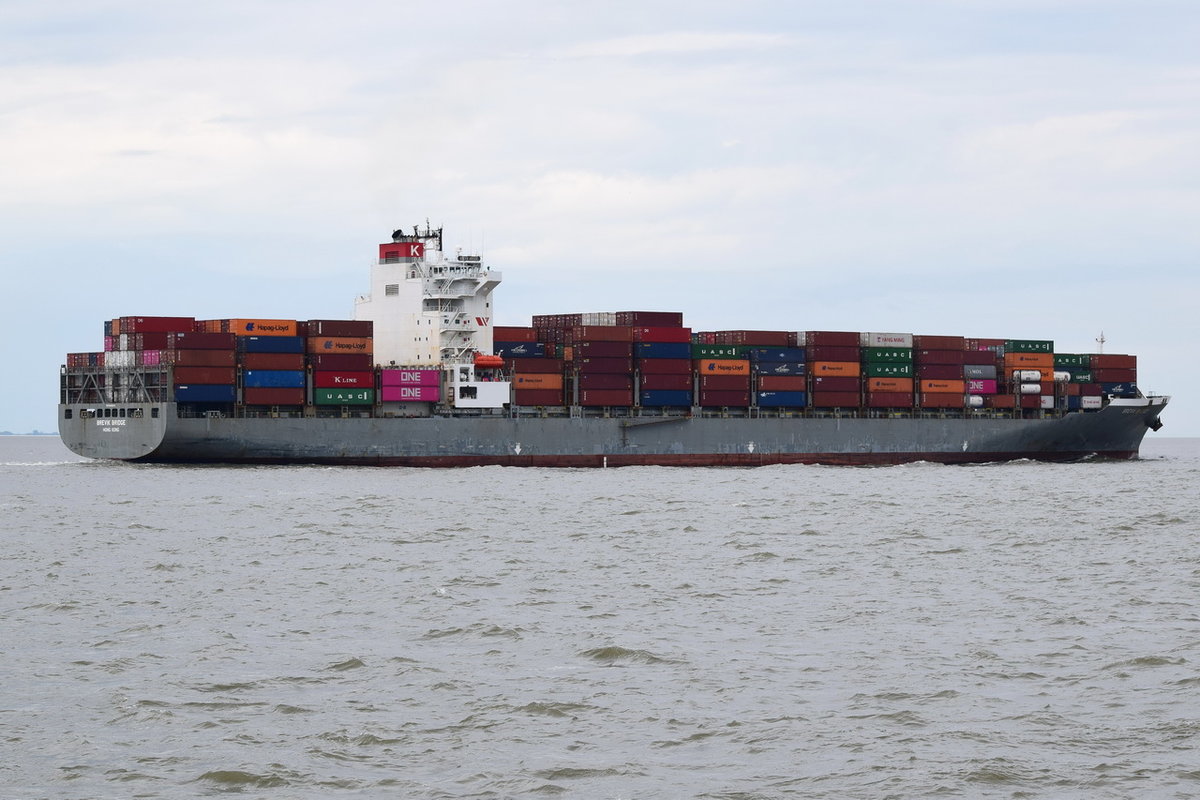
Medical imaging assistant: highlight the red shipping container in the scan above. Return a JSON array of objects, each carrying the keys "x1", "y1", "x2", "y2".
[
  {"x1": 244, "y1": 387, "x2": 306, "y2": 405},
  {"x1": 1090, "y1": 354, "x2": 1136, "y2": 369},
  {"x1": 866, "y1": 392, "x2": 914, "y2": 408},
  {"x1": 913, "y1": 335, "x2": 965, "y2": 350},
  {"x1": 507, "y1": 357, "x2": 564, "y2": 374},
  {"x1": 308, "y1": 353, "x2": 373, "y2": 370},
  {"x1": 1020, "y1": 395, "x2": 1043, "y2": 409},
  {"x1": 578, "y1": 373, "x2": 634, "y2": 390},
  {"x1": 757, "y1": 375, "x2": 807, "y2": 392},
  {"x1": 1091, "y1": 368, "x2": 1138, "y2": 382},
  {"x1": 573, "y1": 341, "x2": 634, "y2": 358},
  {"x1": 699, "y1": 374, "x2": 751, "y2": 390},
  {"x1": 314, "y1": 370, "x2": 374, "y2": 388},
  {"x1": 493, "y1": 326, "x2": 538, "y2": 342},
  {"x1": 986, "y1": 395, "x2": 1017, "y2": 409},
  {"x1": 1078, "y1": 383, "x2": 1103, "y2": 396},
  {"x1": 805, "y1": 331, "x2": 860, "y2": 347},
  {"x1": 131, "y1": 332, "x2": 171, "y2": 350},
  {"x1": 810, "y1": 375, "x2": 860, "y2": 392},
  {"x1": 714, "y1": 330, "x2": 790, "y2": 347},
  {"x1": 240, "y1": 352, "x2": 305, "y2": 370},
  {"x1": 574, "y1": 357, "x2": 634, "y2": 373},
  {"x1": 120, "y1": 316, "x2": 196, "y2": 334},
  {"x1": 615, "y1": 311, "x2": 684, "y2": 327},
  {"x1": 639, "y1": 373, "x2": 692, "y2": 391},
  {"x1": 917, "y1": 364, "x2": 964, "y2": 380},
  {"x1": 172, "y1": 367, "x2": 236, "y2": 385},
  {"x1": 809, "y1": 391, "x2": 861, "y2": 407},
  {"x1": 304, "y1": 319, "x2": 373, "y2": 338},
  {"x1": 165, "y1": 349, "x2": 236, "y2": 367},
  {"x1": 514, "y1": 389, "x2": 565, "y2": 405},
  {"x1": 637, "y1": 358, "x2": 692, "y2": 375},
  {"x1": 569, "y1": 325, "x2": 634, "y2": 343},
  {"x1": 919, "y1": 392, "x2": 965, "y2": 408},
  {"x1": 806, "y1": 345, "x2": 860, "y2": 361},
  {"x1": 632, "y1": 326, "x2": 692, "y2": 342},
  {"x1": 579, "y1": 389, "x2": 634, "y2": 406},
  {"x1": 916, "y1": 349, "x2": 965, "y2": 365},
  {"x1": 698, "y1": 390, "x2": 751, "y2": 406}
]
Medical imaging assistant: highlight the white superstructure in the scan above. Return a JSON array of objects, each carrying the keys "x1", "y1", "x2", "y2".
[{"x1": 355, "y1": 225, "x2": 501, "y2": 368}]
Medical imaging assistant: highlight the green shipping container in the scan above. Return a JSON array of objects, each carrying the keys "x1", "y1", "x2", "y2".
[
  {"x1": 1068, "y1": 369, "x2": 1094, "y2": 383},
  {"x1": 691, "y1": 344, "x2": 744, "y2": 359},
  {"x1": 1054, "y1": 353, "x2": 1090, "y2": 367},
  {"x1": 314, "y1": 388, "x2": 375, "y2": 405},
  {"x1": 862, "y1": 347, "x2": 913, "y2": 364},
  {"x1": 1006, "y1": 339, "x2": 1054, "y2": 354},
  {"x1": 864, "y1": 363, "x2": 914, "y2": 378}
]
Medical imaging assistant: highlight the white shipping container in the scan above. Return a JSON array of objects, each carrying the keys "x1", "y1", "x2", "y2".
[
  {"x1": 1053, "y1": 371, "x2": 1072, "y2": 382},
  {"x1": 1014, "y1": 369, "x2": 1042, "y2": 382},
  {"x1": 1019, "y1": 383, "x2": 1041, "y2": 395},
  {"x1": 1040, "y1": 395, "x2": 1055, "y2": 410},
  {"x1": 582, "y1": 312, "x2": 616, "y2": 326},
  {"x1": 967, "y1": 395, "x2": 984, "y2": 408},
  {"x1": 1081, "y1": 396, "x2": 1103, "y2": 409},
  {"x1": 861, "y1": 331, "x2": 914, "y2": 348}
]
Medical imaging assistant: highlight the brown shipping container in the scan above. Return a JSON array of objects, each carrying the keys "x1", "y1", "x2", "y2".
[
  {"x1": 579, "y1": 389, "x2": 634, "y2": 406},
  {"x1": 1020, "y1": 395, "x2": 1043, "y2": 409},
  {"x1": 569, "y1": 325, "x2": 634, "y2": 343},
  {"x1": 986, "y1": 395, "x2": 1017, "y2": 409},
  {"x1": 1092, "y1": 368, "x2": 1138, "y2": 382},
  {"x1": 513, "y1": 373, "x2": 564, "y2": 390},
  {"x1": 639, "y1": 373, "x2": 693, "y2": 391},
  {"x1": 1090, "y1": 354, "x2": 1136, "y2": 369},
  {"x1": 758, "y1": 375, "x2": 807, "y2": 392},
  {"x1": 810, "y1": 375, "x2": 861, "y2": 392},
  {"x1": 1079, "y1": 383, "x2": 1103, "y2": 396},
  {"x1": 919, "y1": 392, "x2": 965, "y2": 408},
  {"x1": 244, "y1": 387, "x2": 306, "y2": 405},
  {"x1": 638, "y1": 358, "x2": 692, "y2": 375},
  {"x1": 507, "y1": 357, "x2": 564, "y2": 374},
  {"x1": 615, "y1": 311, "x2": 684, "y2": 327},
  {"x1": 920, "y1": 379, "x2": 967, "y2": 393},
  {"x1": 578, "y1": 373, "x2": 634, "y2": 390},
  {"x1": 306, "y1": 336, "x2": 373, "y2": 355},
  {"x1": 304, "y1": 319, "x2": 373, "y2": 338},
  {"x1": 916, "y1": 349, "x2": 965, "y2": 365},
  {"x1": 714, "y1": 330, "x2": 791, "y2": 347},
  {"x1": 913, "y1": 335, "x2": 965, "y2": 350},
  {"x1": 573, "y1": 341, "x2": 634, "y2": 358},
  {"x1": 866, "y1": 392, "x2": 914, "y2": 408},
  {"x1": 694, "y1": 359, "x2": 751, "y2": 376},
  {"x1": 120, "y1": 316, "x2": 196, "y2": 334},
  {"x1": 172, "y1": 367, "x2": 236, "y2": 385},
  {"x1": 699, "y1": 374, "x2": 751, "y2": 390},
  {"x1": 968, "y1": 338, "x2": 1006, "y2": 352},
  {"x1": 309, "y1": 353, "x2": 373, "y2": 370},
  {"x1": 867, "y1": 377, "x2": 914, "y2": 393},
  {"x1": 805, "y1": 331, "x2": 861, "y2": 347},
  {"x1": 809, "y1": 391, "x2": 861, "y2": 407},
  {"x1": 514, "y1": 389, "x2": 565, "y2": 405},
  {"x1": 809, "y1": 361, "x2": 861, "y2": 377},
  {"x1": 240, "y1": 352, "x2": 305, "y2": 370},
  {"x1": 632, "y1": 326, "x2": 692, "y2": 342},
  {"x1": 165, "y1": 349, "x2": 237, "y2": 367},
  {"x1": 168, "y1": 331, "x2": 237, "y2": 350},
  {"x1": 698, "y1": 390, "x2": 751, "y2": 407},
  {"x1": 806, "y1": 345, "x2": 860, "y2": 362},
  {"x1": 574, "y1": 357, "x2": 634, "y2": 373},
  {"x1": 493, "y1": 326, "x2": 538, "y2": 342}
]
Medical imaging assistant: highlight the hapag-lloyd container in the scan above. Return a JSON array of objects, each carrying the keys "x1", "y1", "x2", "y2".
[
  {"x1": 695, "y1": 359, "x2": 751, "y2": 376},
  {"x1": 226, "y1": 319, "x2": 299, "y2": 337},
  {"x1": 381, "y1": 368, "x2": 441, "y2": 387},
  {"x1": 307, "y1": 337, "x2": 373, "y2": 354},
  {"x1": 380, "y1": 385, "x2": 440, "y2": 402}
]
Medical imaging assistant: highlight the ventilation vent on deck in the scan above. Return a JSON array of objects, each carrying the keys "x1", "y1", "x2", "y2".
[{"x1": 385, "y1": 284, "x2": 399, "y2": 296}]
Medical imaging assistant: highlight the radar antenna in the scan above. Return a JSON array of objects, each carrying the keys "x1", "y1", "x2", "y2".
[{"x1": 1095, "y1": 331, "x2": 1106, "y2": 354}]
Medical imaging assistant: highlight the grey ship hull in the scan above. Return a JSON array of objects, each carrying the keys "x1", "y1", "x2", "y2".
[{"x1": 59, "y1": 397, "x2": 1169, "y2": 466}]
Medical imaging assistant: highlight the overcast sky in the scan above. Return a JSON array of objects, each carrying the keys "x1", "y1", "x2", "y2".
[{"x1": 3, "y1": 0, "x2": 1196, "y2": 436}]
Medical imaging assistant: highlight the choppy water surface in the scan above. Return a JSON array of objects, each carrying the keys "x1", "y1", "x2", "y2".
[{"x1": 2, "y1": 436, "x2": 1199, "y2": 799}]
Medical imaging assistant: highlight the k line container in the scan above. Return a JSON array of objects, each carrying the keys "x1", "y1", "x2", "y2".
[
  {"x1": 314, "y1": 370, "x2": 374, "y2": 389},
  {"x1": 380, "y1": 385, "x2": 440, "y2": 402}
]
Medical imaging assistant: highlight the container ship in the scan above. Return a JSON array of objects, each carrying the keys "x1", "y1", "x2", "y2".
[{"x1": 58, "y1": 225, "x2": 1169, "y2": 466}]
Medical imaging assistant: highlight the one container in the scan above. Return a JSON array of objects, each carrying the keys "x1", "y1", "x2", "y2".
[
  {"x1": 380, "y1": 385, "x2": 440, "y2": 402},
  {"x1": 381, "y1": 368, "x2": 441, "y2": 386},
  {"x1": 967, "y1": 379, "x2": 998, "y2": 394}
]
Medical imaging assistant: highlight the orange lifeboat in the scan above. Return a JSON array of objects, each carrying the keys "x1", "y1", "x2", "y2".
[{"x1": 473, "y1": 353, "x2": 506, "y2": 368}]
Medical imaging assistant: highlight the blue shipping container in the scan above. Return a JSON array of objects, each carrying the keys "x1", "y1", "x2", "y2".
[
  {"x1": 752, "y1": 361, "x2": 806, "y2": 376},
  {"x1": 635, "y1": 342, "x2": 692, "y2": 359},
  {"x1": 239, "y1": 335, "x2": 305, "y2": 354},
  {"x1": 756, "y1": 391, "x2": 808, "y2": 407},
  {"x1": 639, "y1": 390, "x2": 693, "y2": 406},
  {"x1": 747, "y1": 347, "x2": 806, "y2": 363},
  {"x1": 494, "y1": 341, "x2": 545, "y2": 358},
  {"x1": 244, "y1": 369, "x2": 306, "y2": 388},
  {"x1": 174, "y1": 384, "x2": 236, "y2": 403},
  {"x1": 1099, "y1": 382, "x2": 1139, "y2": 397}
]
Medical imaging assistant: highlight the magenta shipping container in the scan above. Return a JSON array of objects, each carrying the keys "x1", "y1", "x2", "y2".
[
  {"x1": 968, "y1": 379, "x2": 998, "y2": 394},
  {"x1": 381, "y1": 385, "x2": 441, "y2": 402},
  {"x1": 381, "y1": 368, "x2": 441, "y2": 387}
]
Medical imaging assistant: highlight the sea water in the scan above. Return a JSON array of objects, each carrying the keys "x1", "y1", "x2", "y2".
[{"x1": 2, "y1": 436, "x2": 1198, "y2": 799}]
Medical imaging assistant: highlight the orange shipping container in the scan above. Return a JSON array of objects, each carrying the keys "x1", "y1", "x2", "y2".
[
  {"x1": 225, "y1": 318, "x2": 299, "y2": 337},
  {"x1": 809, "y1": 361, "x2": 861, "y2": 377},
  {"x1": 1002, "y1": 352, "x2": 1053, "y2": 369},
  {"x1": 695, "y1": 359, "x2": 751, "y2": 376},
  {"x1": 919, "y1": 379, "x2": 966, "y2": 393},
  {"x1": 866, "y1": 377, "x2": 913, "y2": 393},
  {"x1": 306, "y1": 337, "x2": 373, "y2": 355},
  {"x1": 513, "y1": 373, "x2": 564, "y2": 390}
]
